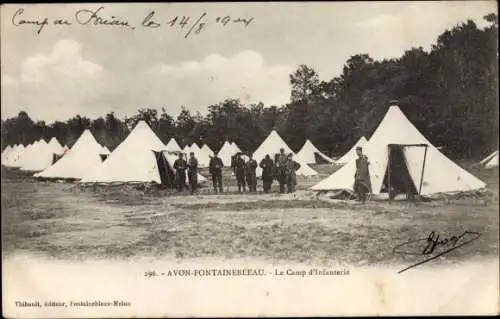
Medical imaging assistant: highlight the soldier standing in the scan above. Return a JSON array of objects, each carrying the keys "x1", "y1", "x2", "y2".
[
  {"x1": 259, "y1": 154, "x2": 274, "y2": 193},
  {"x1": 187, "y1": 152, "x2": 198, "y2": 194},
  {"x1": 232, "y1": 153, "x2": 246, "y2": 192},
  {"x1": 285, "y1": 153, "x2": 301, "y2": 193},
  {"x1": 354, "y1": 147, "x2": 371, "y2": 203},
  {"x1": 209, "y1": 154, "x2": 224, "y2": 193},
  {"x1": 173, "y1": 153, "x2": 188, "y2": 192},
  {"x1": 275, "y1": 148, "x2": 288, "y2": 194},
  {"x1": 245, "y1": 154, "x2": 258, "y2": 192}
]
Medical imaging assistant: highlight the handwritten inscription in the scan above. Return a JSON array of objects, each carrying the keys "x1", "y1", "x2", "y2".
[
  {"x1": 75, "y1": 7, "x2": 134, "y2": 29},
  {"x1": 10, "y1": 7, "x2": 255, "y2": 37},
  {"x1": 12, "y1": 8, "x2": 50, "y2": 35},
  {"x1": 393, "y1": 230, "x2": 481, "y2": 274}
]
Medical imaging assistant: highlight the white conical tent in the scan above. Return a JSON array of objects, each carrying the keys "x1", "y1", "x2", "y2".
[
  {"x1": 3, "y1": 144, "x2": 24, "y2": 167},
  {"x1": 190, "y1": 143, "x2": 202, "y2": 156},
  {"x1": 230, "y1": 142, "x2": 241, "y2": 154},
  {"x1": 253, "y1": 130, "x2": 318, "y2": 177},
  {"x1": 48, "y1": 137, "x2": 64, "y2": 155},
  {"x1": 198, "y1": 144, "x2": 214, "y2": 167},
  {"x1": 1, "y1": 145, "x2": 12, "y2": 163},
  {"x1": 482, "y1": 150, "x2": 498, "y2": 169},
  {"x1": 182, "y1": 144, "x2": 191, "y2": 155},
  {"x1": 166, "y1": 138, "x2": 182, "y2": 152},
  {"x1": 2, "y1": 145, "x2": 13, "y2": 166},
  {"x1": 217, "y1": 141, "x2": 235, "y2": 167},
  {"x1": 201, "y1": 144, "x2": 214, "y2": 157},
  {"x1": 21, "y1": 140, "x2": 54, "y2": 171},
  {"x1": 13, "y1": 142, "x2": 36, "y2": 168},
  {"x1": 81, "y1": 121, "x2": 205, "y2": 184},
  {"x1": 296, "y1": 140, "x2": 334, "y2": 164},
  {"x1": 81, "y1": 121, "x2": 167, "y2": 183},
  {"x1": 335, "y1": 136, "x2": 368, "y2": 164},
  {"x1": 4, "y1": 145, "x2": 20, "y2": 166},
  {"x1": 7, "y1": 144, "x2": 26, "y2": 167},
  {"x1": 3, "y1": 145, "x2": 15, "y2": 166},
  {"x1": 35, "y1": 130, "x2": 109, "y2": 179},
  {"x1": 312, "y1": 105, "x2": 486, "y2": 195},
  {"x1": 21, "y1": 138, "x2": 63, "y2": 171}
]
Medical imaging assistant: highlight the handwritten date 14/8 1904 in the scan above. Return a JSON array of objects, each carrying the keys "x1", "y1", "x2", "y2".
[
  {"x1": 393, "y1": 230, "x2": 481, "y2": 274},
  {"x1": 11, "y1": 6, "x2": 254, "y2": 37}
]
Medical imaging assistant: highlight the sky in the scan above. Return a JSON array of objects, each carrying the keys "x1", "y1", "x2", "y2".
[{"x1": 1, "y1": 2, "x2": 496, "y2": 123}]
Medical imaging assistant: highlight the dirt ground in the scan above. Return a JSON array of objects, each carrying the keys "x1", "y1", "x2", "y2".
[{"x1": 1, "y1": 162, "x2": 498, "y2": 269}]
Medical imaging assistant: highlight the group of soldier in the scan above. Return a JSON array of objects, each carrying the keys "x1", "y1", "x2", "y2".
[
  {"x1": 169, "y1": 145, "x2": 381, "y2": 203},
  {"x1": 172, "y1": 148, "x2": 301, "y2": 194},
  {"x1": 227, "y1": 148, "x2": 301, "y2": 194},
  {"x1": 172, "y1": 152, "x2": 200, "y2": 194}
]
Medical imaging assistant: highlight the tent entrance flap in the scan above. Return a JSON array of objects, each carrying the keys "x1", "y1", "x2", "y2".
[
  {"x1": 153, "y1": 151, "x2": 175, "y2": 188},
  {"x1": 384, "y1": 144, "x2": 428, "y2": 198}
]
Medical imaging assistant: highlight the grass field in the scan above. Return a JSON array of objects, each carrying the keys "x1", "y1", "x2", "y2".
[{"x1": 1, "y1": 162, "x2": 498, "y2": 270}]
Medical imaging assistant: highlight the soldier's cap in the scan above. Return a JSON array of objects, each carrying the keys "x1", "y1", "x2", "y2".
[
  {"x1": 356, "y1": 146, "x2": 363, "y2": 150},
  {"x1": 190, "y1": 152, "x2": 194, "y2": 155}
]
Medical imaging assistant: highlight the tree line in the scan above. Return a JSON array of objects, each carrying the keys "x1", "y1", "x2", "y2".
[{"x1": 1, "y1": 14, "x2": 498, "y2": 159}]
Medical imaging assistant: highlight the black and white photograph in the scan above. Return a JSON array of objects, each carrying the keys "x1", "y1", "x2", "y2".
[{"x1": 1, "y1": 2, "x2": 498, "y2": 317}]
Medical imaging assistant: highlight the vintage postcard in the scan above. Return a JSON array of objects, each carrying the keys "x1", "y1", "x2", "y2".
[{"x1": 1, "y1": 2, "x2": 499, "y2": 317}]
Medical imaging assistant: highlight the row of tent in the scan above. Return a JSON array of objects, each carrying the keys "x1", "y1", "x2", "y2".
[
  {"x1": 166, "y1": 138, "x2": 243, "y2": 168},
  {"x1": 1, "y1": 104, "x2": 496, "y2": 196},
  {"x1": 1, "y1": 135, "x2": 110, "y2": 178},
  {"x1": 0, "y1": 120, "x2": 320, "y2": 183},
  {"x1": 163, "y1": 133, "x2": 364, "y2": 167},
  {"x1": 1, "y1": 119, "x2": 358, "y2": 183}
]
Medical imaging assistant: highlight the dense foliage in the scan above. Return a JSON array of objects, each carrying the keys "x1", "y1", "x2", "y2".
[{"x1": 1, "y1": 15, "x2": 498, "y2": 159}]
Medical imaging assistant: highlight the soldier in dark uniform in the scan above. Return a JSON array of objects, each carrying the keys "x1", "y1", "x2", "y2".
[
  {"x1": 245, "y1": 154, "x2": 258, "y2": 192},
  {"x1": 173, "y1": 153, "x2": 188, "y2": 192},
  {"x1": 187, "y1": 152, "x2": 198, "y2": 194},
  {"x1": 209, "y1": 154, "x2": 224, "y2": 193},
  {"x1": 354, "y1": 147, "x2": 371, "y2": 203},
  {"x1": 275, "y1": 148, "x2": 288, "y2": 194},
  {"x1": 259, "y1": 154, "x2": 274, "y2": 193},
  {"x1": 232, "y1": 153, "x2": 246, "y2": 192},
  {"x1": 285, "y1": 153, "x2": 301, "y2": 193}
]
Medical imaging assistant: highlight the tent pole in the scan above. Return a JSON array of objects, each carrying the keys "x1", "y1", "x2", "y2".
[
  {"x1": 418, "y1": 145, "x2": 428, "y2": 196},
  {"x1": 388, "y1": 145, "x2": 392, "y2": 203}
]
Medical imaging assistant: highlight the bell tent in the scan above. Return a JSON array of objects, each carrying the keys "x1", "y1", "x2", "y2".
[
  {"x1": 230, "y1": 142, "x2": 241, "y2": 154},
  {"x1": 20, "y1": 139, "x2": 57, "y2": 171},
  {"x1": 217, "y1": 141, "x2": 236, "y2": 167},
  {"x1": 35, "y1": 130, "x2": 110, "y2": 180},
  {"x1": 252, "y1": 130, "x2": 318, "y2": 177},
  {"x1": 80, "y1": 121, "x2": 205, "y2": 185},
  {"x1": 311, "y1": 104, "x2": 486, "y2": 196},
  {"x1": 1, "y1": 145, "x2": 13, "y2": 164},
  {"x1": 6, "y1": 144, "x2": 27, "y2": 167},
  {"x1": 198, "y1": 144, "x2": 215, "y2": 167},
  {"x1": 21, "y1": 138, "x2": 64, "y2": 172},
  {"x1": 182, "y1": 145, "x2": 191, "y2": 155},
  {"x1": 166, "y1": 138, "x2": 182, "y2": 152},
  {"x1": 296, "y1": 140, "x2": 334, "y2": 164}
]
